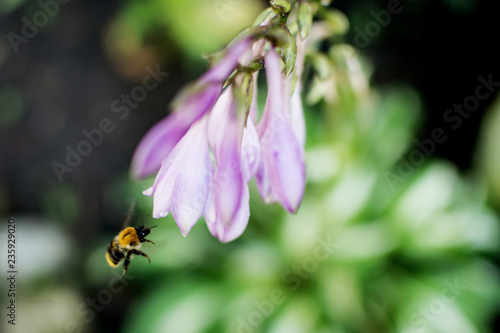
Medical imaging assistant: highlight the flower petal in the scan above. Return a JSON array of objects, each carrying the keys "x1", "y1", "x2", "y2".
[
  {"x1": 214, "y1": 131, "x2": 245, "y2": 224},
  {"x1": 241, "y1": 118, "x2": 261, "y2": 182},
  {"x1": 255, "y1": 80, "x2": 278, "y2": 203},
  {"x1": 203, "y1": 171, "x2": 216, "y2": 226},
  {"x1": 149, "y1": 116, "x2": 212, "y2": 236},
  {"x1": 255, "y1": 152, "x2": 278, "y2": 203},
  {"x1": 208, "y1": 86, "x2": 245, "y2": 224},
  {"x1": 263, "y1": 115, "x2": 305, "y2": 213},
  {"x1": 287, "y1": 75, "x2": 306, "y2": 148},
  {"x1": 258, "y1": 48, "x2": 306, "y2": 212},
  {"x1": 131, "y1": 83, "x2": 221, "y2": 179},
  {"x1": 207, "y1": 87, "x2": 232, "y2": 156},
  {"x1": 131, "y1": 113, "x2": 188, "y2": 179},
  {"x1": 131, "y1": 38, "x2": 252, "y2": 179},
  {"x1": 200, "y1": 37, "x2": 252, "y2": 84},
  {"x1": 206, "y1": 182, "x2": 250, "y2": 243}
]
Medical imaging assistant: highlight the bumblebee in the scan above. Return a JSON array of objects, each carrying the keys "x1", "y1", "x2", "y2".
[{"x1": 105, "y1": 217, "x2": 157, "y2": 277}]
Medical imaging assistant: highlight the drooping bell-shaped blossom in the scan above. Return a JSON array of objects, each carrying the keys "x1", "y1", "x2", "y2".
[
  {"x1": 131, "y1": 38, "x2": 251, "y2": 179},
  {"x1": 205, "y1": 182, "x2": 250, "y2": 243},
  {"x1": 255, "y1": 48, "x2": 306, "y2": 213},
  {"x1": 132, "y1": 30, "x2": 308, "y2": 242},
  {"x1": 204, "y1": 83, "x2": 261, "y2": 242},
  {"x1": 142, "y1": 84, "x2": 254, "y2": 242},
  {"x1": 207, "y1": 85, "x2": 246, "y2": 226},
  {"x1": 142, "y1": 116, "x2": 213, "y2": 236}
]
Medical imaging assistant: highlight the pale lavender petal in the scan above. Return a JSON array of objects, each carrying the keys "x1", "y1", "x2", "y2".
[
  {"x1": 131, "y1": 112, "x2": 187, "y2": 179},
  {"x1": 200, "y1": 37, "x2": 252, "y2": 84},
  {"x1": 263, "y1": 115, "x2": 305, "y2": 213},
  {"x1": 255, "y1": 53, "x2": 279, "y2": 135},
  {"x1": 286, "y1": 74, "x2": 306, "y2": 148},
  {"x1": 203, "y1": 175, "x2": 217, "y2": 236},
  {"x1": 290, "y1": 87, "x2": 306, "y2": 148},
  {"x1": 214, "y1": 134, "x2": 245, "y2": 224},
  {"x1": 207, "y1": 87, "x2": 232, "y2": 156},
  {"x1": 149, "y1": 116, "x2": 212, "y2": 236},
  {"x1": 254, "y1": 49, "x2": 282, "y2": 203},
  {"x1": 131, "y1": 83, "x2": 221, "y2": 179},
  {"x1": 205, "y1": 206, "x2": 216, "y2": 237},
  {"x1": 215, "y1": 126, "x2": 245, "y2": 222},
  {"x1": 207, "y1": 84, "x2": 246, "y2": 224},
  {"x1": 207, "y1": 183, "x2": 250, "y2": 243},
  {"x1": 176, "y1": 83, "x2": 222, "y2": 126},
  {"x1": 132, "y1": 38, "x2": 252, "y2": 179},
  {"x1": 241, "y1": 118, "x2": 261, "y2": 182},
  {"x1": 255, "y1": 78, "x2": 278, "y2": 203},
  {"x1": 255, "y1": 154, "x2": 277, "y2": 204},
  {"x1": 238, "y1": 48, "x2": 253, "y2": 67},
  {"x1": 203, "y1": 170, "x2": 216, "y2": 226},
  {"x1": 258, "y1": 48, "x2": 305, "y2": 212},
  {"x1": 251, "y1": 38, "x2": 267, "y2": 59}
]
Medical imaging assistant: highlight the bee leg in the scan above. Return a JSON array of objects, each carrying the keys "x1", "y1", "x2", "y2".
[
  {"x1": 129, "y1": 249, "x2": 151, "y2": 264},
  {"x1": 144, "y1": 239, "x2": 156, "y2": 245},
  {"x1": 121, "y1": 253, "x2": 132, "y2": 278}
]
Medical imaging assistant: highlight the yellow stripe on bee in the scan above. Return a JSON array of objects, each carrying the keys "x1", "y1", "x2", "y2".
[
  {"x1": 105, "y1": 252, "x2": 119, "y2": 267},
  {"x1": 118, "y1": 227, "x2": 139, "y2": 247}
]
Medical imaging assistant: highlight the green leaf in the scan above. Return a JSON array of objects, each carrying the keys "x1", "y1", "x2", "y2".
[
  {"x1": 265, "y1": 26, "x2": 291, "y2": 47},
  {"x1": 323, "y1": 9, "x2": 349, "y2": 35},
  {"x1": 203, "y1": 25, "x2": 266, "y2": 66},
  {"x1": 253, "y1": 7, "x2": 275, "y2": 26},
  {"x1": 310, "y1": 52, "x2": 332, "y2": 81},
  {"x1": 232, "y1": 73, "x2": 254, "y2": 118},
  {"x1": 476, "y1": 93, "x2": 500, "y2": 207},
  {"x1": 287, "y1": 20, "x2": 299, "y2": 36},
  {"x1": 227, "y1": 26, "x2": 270, "y2": 49},
  {"x1": 270, "y1": 0, "x2": 291, "y2": 14},
  {"x1": 281, "y1": 26, "x2": 297, "y2": 76},
  {"x1": 298, "y1": 2, "x2": 313, "y2": 40}
]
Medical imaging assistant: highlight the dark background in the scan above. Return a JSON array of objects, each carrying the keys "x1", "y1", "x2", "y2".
[{"x1": 338, "y1": 0, "x2": 499, "y2": 171}]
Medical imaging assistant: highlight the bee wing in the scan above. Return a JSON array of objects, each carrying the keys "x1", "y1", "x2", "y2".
[{"x1": 122, "y1": 200, "x2": 136, "y2": 228}]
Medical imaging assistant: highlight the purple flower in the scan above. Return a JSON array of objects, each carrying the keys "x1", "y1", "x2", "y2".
[
  {"x1": 206, "y1": 85, "x2": 247, "y2": 241},
  {"x1": 132, "y1": 37, "x2": 307, "y2": 242},
  {"x1": 143, "y1": 115, "x2": 213, "y2": 236},
  {"x1": 131, "y1": 38, "x2": 251, "y2": 179},
  {"x1": 255, "y1": 48, "x2": 306, "y2": 213}
]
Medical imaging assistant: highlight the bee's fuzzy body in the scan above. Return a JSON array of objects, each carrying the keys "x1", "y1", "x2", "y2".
[{"x1": 105, "y1": 225, "x2": 156, "y2": 276}]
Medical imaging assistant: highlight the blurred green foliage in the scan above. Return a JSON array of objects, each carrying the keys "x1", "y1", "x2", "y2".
[
  {"x1": 477, "y1": 95, "x2": 500, "y2": 209},
  {"x1": 103, "y1": 0, "x2": 264, "y2": 77},
  {"x1": 0, "y1": 0, "x2": 27, "y2": 16}
]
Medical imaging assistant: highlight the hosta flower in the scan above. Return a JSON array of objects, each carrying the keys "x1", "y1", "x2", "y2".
[
  {"x1": 255, "y1": 47, "x2": 305, "y2": 212},
  {"x1": 131, "y1": 38, "x2": 251, "y2": 179},
  {"x1": 132, "y1": 18, "x2": 308, "y2": 242}
]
